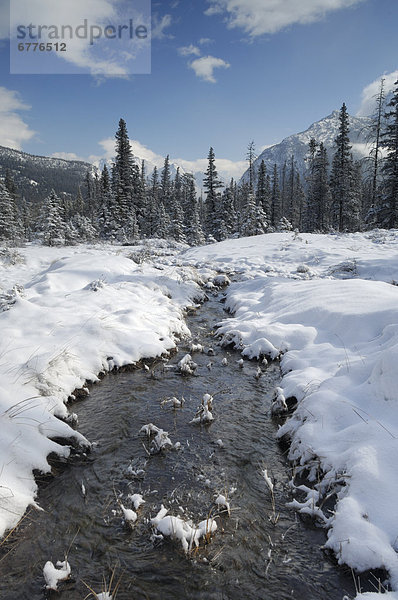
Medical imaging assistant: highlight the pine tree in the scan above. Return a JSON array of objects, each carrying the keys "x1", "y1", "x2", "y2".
[
  {"x1": 271, "y1": 164, "x2": 282, "y2": 227},
  {"x1": 370, "y1": 78, "x2": 386, "y2": 212},
  {"x1": 218, "y1": 180, "x2": 237, "y2": 238},
  {"x1": 240, "y1": 193, "x2": 267, "y2": 237},
  {"x1": 380, "y1": 79, "x2": 398, "y2": 228},
  {"x1": 330, "y1": 103, "x2": 355, "y2": 231},
  {"x1": 183, "y1": 173, "x2": 205, "y2": 245},
  {"x1": 246, "y1": 141, "x2": 257, "y2": 192},
  {"x1": 203, "y1": 147, "x2": 223, "y2": 238},
  {"x1": 160, "y1": 155, "x2": 172, "y2": 208},
  {"x1": 114, "y1": 118, "x2": 135, "y2": 225},
  {"x1": 256, "y1": 160, "x2": 271, "y2": 218},
  {"x1": 306, "y1": 142, "x2": 331, "y2": 231},
  {"x1": 0, "y1": 180, "x2": 19, "y2": 242},
  {"x1": 38, "y1": 190, "x2": 65, "y2": 246}
]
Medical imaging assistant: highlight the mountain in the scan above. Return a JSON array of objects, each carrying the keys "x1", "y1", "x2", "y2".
[
  {"x1": 241, "y1": 110, "x2": 373, "y2": 184},
  {"x1": 0, "y1": 146, "x2": 92, "y2": 203}
]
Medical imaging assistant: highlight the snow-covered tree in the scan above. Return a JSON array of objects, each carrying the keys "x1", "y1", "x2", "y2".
[
  {"x1": 0, "y1": 180, "x2": 19, "y2": 242},
  {"x1": 379, "y1": 79, "x2": 398, "y2": 228},
  {"x1": 256, "y1": 160, "x2": 271, "y2": 218},
  {"x1": 38, "y1": 189, "x2": 66, "y2": 246},
  {"x1": 240, "y1": 193, "x2": 267, "y2": 236}
]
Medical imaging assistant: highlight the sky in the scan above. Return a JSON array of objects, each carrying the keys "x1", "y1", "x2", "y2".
[{"x1": 0, "y1": 0, "x2": 397, "y2": 181}]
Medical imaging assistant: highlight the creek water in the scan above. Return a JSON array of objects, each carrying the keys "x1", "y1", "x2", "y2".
[{"x1": 0, "y1": 291, "x2": 357, "y2": 600}]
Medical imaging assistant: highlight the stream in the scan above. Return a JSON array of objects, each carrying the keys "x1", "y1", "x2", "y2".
[{"x1": 0, "y1": 290, "x2": 357, "y2": 600}]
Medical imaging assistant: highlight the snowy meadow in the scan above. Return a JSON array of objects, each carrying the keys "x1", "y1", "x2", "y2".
[{"x1": 1, "y1": 230, "x2": 398, "y2": 598}]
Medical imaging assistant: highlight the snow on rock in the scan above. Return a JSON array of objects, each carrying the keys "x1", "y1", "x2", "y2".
[
  {"x1": 190, "y1": 393, "x2": 214, "y2": 425},
  {"x1": 0, "y1": 243, "x2": 201, "y2": 538},
  {"x1": 178, "y1": 353, "x2": 198, "y2": 375},
  {"x1": 151, "y1": 505, "x2": 217, "y2": 554},
  {"x1": 120, "y1": 504, "x2": 137, "y2": 525},
  {"x1": 43, "y1": 559, "x2": 71, "y2": 590}
]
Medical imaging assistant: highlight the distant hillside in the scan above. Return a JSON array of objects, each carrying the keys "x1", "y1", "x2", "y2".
[
  {"x1": 0, "y1": 146, "x2": 92, "y2": 203},
  {"x1": 241, "y1": 110, "x2": 372, "y2": 184}
]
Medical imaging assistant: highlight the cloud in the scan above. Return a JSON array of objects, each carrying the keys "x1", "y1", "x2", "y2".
[
  {"x1": 205, "y1": 0, "x2": 368, "y2": 36},
  {"x1": 199, "y1": 37, "x2": 214, "y2": 45},
  {"x1": 178, "y1": 44, "x2": 201, "y2": 56},
  {"x1": 356, "y1": 70, "x2": 398, "y2": 117},
  {"x1": 190, "y1": 55, "x2": 230, "y2": 83},
  {"x1": 9, "y1": 0, "x2": 150, "y2": 77},
  {"x1": 0, "y1": 87, "x2": 36, "y2": 150},
  {"x1": 152, "y1": 14, "x2": 173, "y2": 39}
]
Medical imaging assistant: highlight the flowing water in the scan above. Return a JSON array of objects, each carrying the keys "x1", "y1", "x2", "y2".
[{"x1": 0, "y1": 292, "x2": 357, "y2": 600}]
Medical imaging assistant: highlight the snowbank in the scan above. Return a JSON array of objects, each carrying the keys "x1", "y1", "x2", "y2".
[
  {"x1": 183, "y1": 230, "x2": 398, "y2": 593},
  {"x1": 0, "y1": 243, "x2": 201, "y2": 537}
]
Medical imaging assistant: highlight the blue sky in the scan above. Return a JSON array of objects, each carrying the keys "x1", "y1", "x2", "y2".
[{"x1": 0, "y1": 0, "x2": 397, "y2": 180}]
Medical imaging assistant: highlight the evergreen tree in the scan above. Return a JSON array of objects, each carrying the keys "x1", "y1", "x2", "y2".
[
  {"x1": 306, "y1": 142, "x2": 331, "y2": 231},
  {"x1": 203, "y1": 147, "x2": 223, "y2": 238},
  {"x1": 271, "y1": 164, "x2": 282, "y2": 227},
  {"x1": 183, "y1": 173, "x2": 205, "y2": 245},
  {"x1": 380, "y1": 79, "x2": 398, "y2": 228},
  {"x1": 330, "y1": 103, "x2": 356, "y2": 231},
  {"x1": 246, "y1": 141, "x2": 257, "y2": 192},
  {"x1": 114, "y1": 118, "x2": 135, "y2": 224},
  {"x1": 256, "y1": 160, "x2": 271, "y2": 218},
  {"x1": 160, "y1": 155, "x2": 172, "y2": 207},
  {"x1": 38, "y1": 189, "x2": 65, "y2": 246},
  {"x1": 218, "y1": 180, "x2": 237, "y2": 238},
  {"x1": 370, "y1": 78, "x2": 386, "y2": 212},
  {"x1": 0, "y1": 180, "x2": 19, "y2": 242},
  {"x1": 240, "y1": 193, "x2": 267, "y2": 236}
]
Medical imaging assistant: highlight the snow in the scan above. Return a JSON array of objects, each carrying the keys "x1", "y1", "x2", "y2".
[
  {"x1": 3, "y1": 232, "x2": 398, "y2": 598},
  {"x1": 0, "y1": 242, "x2": 202, "y2": 538},
  {"x1": 43, "y1": 559, "x2": 71, "y2": 590},
  {"x1": 151, "y1": 505, "x2": 217, "y2": 553},
  {"x1": 182, "y1": 230, "x2": 398, "y2": 595}
]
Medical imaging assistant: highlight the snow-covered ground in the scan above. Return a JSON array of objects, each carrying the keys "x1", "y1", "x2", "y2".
[
  {"x1": 1, "y1": 230, "x2": 398, "y2": 598},
  {"x1": 0, "y1": 241, "x2": 205, "y2": 539},
  {"x1": 182, "y1": 230, "x2": 398, "y2": 597}
]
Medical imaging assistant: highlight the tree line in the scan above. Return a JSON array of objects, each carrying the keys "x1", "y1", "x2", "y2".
[{"x1": 0, "y1": 78, "x2": 397, "y2": 246}]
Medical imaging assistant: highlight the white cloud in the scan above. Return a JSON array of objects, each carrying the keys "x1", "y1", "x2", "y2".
[
  {"x1": 9, "y1": 0, "x2": 150, "y2": 77},
  {"x1": 178, "y1": 44, "x2": 201, "y2": 56},
  {"x1": 205, "y1": 0, "x2": 368, "y2": 36},
  {"x1": 190, "y1": 55, "x2": 230, "y2": 83},
  {"x1": 0, "y1": 87, "x2": 35, "y2": 150},
  {"x1": 152, "y1": 14, "x2": 173, "y2": 39},
  {"x1": 356, "y1": 70, "x2": 398, "y2": 117},
  {"x1": 199, "y1": 37, "x2": 214, "y2": 45}
]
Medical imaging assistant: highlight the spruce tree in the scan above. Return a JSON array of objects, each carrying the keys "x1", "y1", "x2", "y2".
[
  {"x1": 330, "y1": 103, "x2": 354, "y2": 231},
  {"x1": 256, "y1": 160, "x2": 271, "y2": 218},
  {"x1": 246, "y1": 141, "x2": 256, "y2": 192},
  {"x1": 114, "y1": 118, "x2": 135, "y2": 225},
  {"x1": 0, "y1": 180, "x2": 19, "y2": 242},
  {"x1": 271, "y1": 164, "x2": 282, "y2": 228},
  {"x1": 203, "y1": 147, "x2": 223, "y2": 238},
  {"x1": 240, "y1": 193, "x2": 267, "y2": 237},
  {"x1": 380, "y1": 79, "x2": 398, "y2": 228},
  {"x1": 306, "y1": 143, "x2": 331, "y2": 231},
  {"x1": 38, "y1": 190, "x2": 65, "y2": 246}
]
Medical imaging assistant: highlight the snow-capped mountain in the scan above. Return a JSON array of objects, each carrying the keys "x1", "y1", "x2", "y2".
[
  {"x1": 0, "y1": 145, "x2": 92, "y2": 202},
  {"x1": 241, "y1": 110, "x2": 372, "y2": 183}
]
